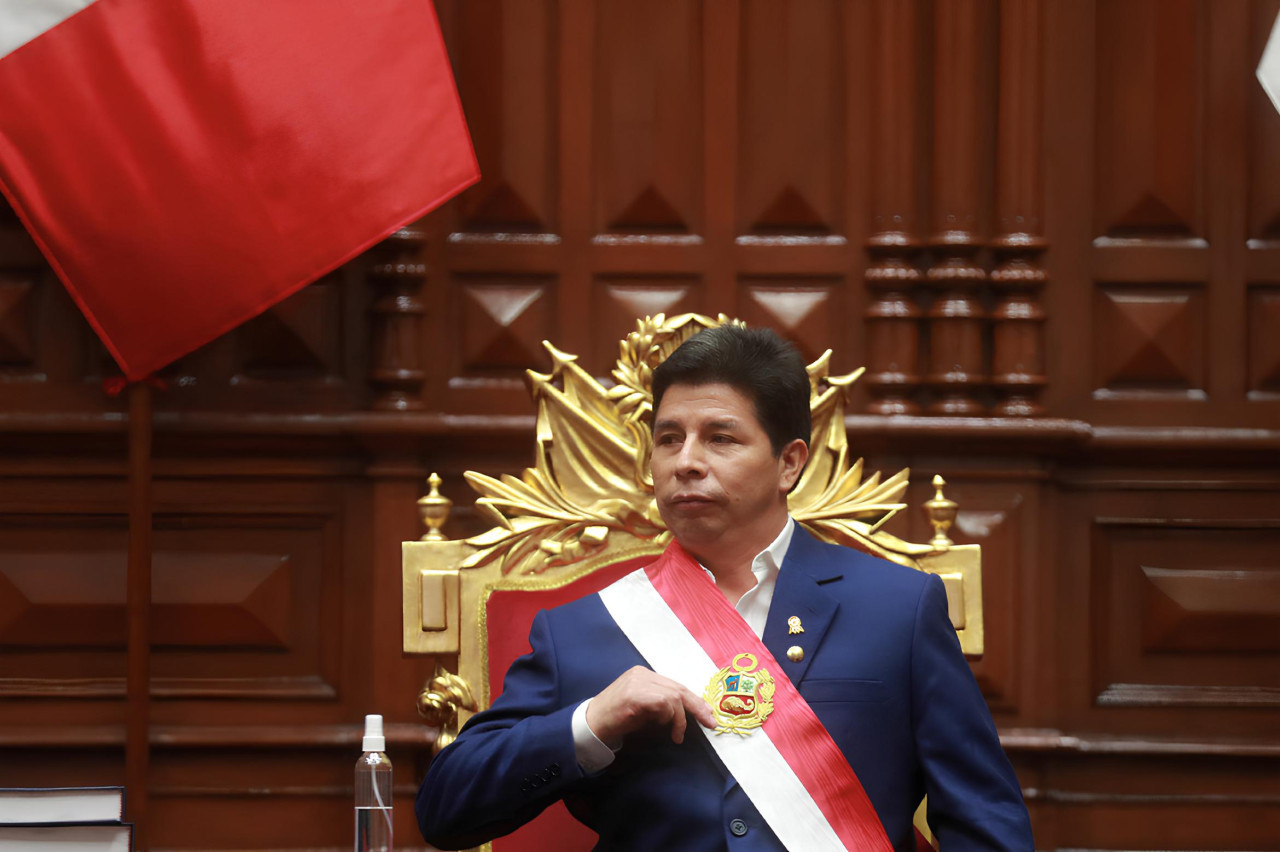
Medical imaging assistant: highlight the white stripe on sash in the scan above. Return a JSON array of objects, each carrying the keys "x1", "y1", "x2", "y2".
[
  {"x1": 599, "y1": 569, "x2": 848, "y2": 852},
  {"x1": 0, "y1": 0, "x2": 97, "y2": 59}
]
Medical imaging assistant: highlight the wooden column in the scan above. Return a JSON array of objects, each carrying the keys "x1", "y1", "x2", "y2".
[
  {"x1": 926, "y1": 0, "x2": 988, "y2": 415},
  {"x1": 368, "y1": 228, "x2": 428, "y2": 411},
  {"x1": 864, "y1": 0, "x2": 923, "y2": 415},
  {"x1": 991, "y1": 0, "x2": 1047, "y2": 416}
]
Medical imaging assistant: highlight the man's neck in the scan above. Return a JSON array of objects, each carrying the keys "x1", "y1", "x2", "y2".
[{"x1": 688, "y1": 514, "x2": 789, "y2": 601}]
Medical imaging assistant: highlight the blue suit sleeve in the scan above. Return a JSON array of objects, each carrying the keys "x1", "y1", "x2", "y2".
[
  {"x1": 415, "y1": 609, "x2": 586, "y2": 850},
  {"x1": 911, "y1": 573, "x2": 1034, "y2": 850}
]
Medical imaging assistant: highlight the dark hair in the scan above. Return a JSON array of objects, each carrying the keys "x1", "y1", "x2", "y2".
[{"x1": 651, "y1": 325, "x2": 811, "y2": 456}]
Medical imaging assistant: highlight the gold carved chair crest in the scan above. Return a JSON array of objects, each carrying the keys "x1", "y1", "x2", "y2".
[{"x1": 403, "y1": 313, "x2": 983, "y2": 754}]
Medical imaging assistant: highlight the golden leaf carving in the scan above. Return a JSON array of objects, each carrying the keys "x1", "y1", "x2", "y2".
[{"x1": 462, "y1": 313, "x2": 928, "y2": 575}]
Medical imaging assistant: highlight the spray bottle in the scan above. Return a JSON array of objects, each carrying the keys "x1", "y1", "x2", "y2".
[{"x1": 354, "y1": 714, "x2": 392, "y2": 852}]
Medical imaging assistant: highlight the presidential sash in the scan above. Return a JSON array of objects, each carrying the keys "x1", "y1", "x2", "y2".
[{"x1": 597, "y1": 541, "x2": 893, "y2": 852}]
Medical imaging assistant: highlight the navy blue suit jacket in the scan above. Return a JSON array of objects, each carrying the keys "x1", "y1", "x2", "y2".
[{"x1": 417, "y1": 529, "x2": 1033, "y2": 850}]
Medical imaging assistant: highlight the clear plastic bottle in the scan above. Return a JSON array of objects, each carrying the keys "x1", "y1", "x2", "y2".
[{"x1": 354, "y1": 714, "x2": 393, "y2": 852}]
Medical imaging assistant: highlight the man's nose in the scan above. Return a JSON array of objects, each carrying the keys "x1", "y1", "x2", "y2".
[{"x1": 675, "y1": 440, "x2": 707, "y2": 476}]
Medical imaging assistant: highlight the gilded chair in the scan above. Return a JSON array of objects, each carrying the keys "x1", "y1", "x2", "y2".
[{"x1": 403, "y1": 313, "x2": 982, "y2": 851}]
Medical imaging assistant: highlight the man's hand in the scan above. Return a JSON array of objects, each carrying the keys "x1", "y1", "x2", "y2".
[{"x1": 585, "y1": 666, "x2": 716, "y2": 746}]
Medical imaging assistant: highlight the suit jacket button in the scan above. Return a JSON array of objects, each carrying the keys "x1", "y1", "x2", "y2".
[{"x1": 729, "y1": 818, "x2": 748, "y2": 837}]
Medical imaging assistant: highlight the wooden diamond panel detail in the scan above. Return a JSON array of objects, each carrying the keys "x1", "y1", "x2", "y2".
[
  {"x1": 1248, "y1": 1, "x2": 1280, "y2": 239},
  {"x1": 1247, "y1": 286, "x2": 1280, "y2": 393},
  {"x1": 1093, "y1": 286, "x2": 1204, "y2": 391},
  {"x1": 594, "y1": 0, "x2": 701, "y2": 235},
  {"x1": 0, "y1": 272, "x2": 35, "y2": 367},
  {"x1": 0, "y1": 512, "x2": 336, "y2": 699},
  {"x1": 1094, "y1": 0, "x2": 1201, "y2": 237},
  {"x1": 737, "y1": 0, "x2": 843, "y2": 236},
  {"x1": 594, "y1": 278, "x2": 699, "y2": 370},
  {"x1": 1092, "y1": 521, "x2": 1280, "y2": 708},
  {"x1": 738, "y1": 279, "x2": 839, "y2": 362},
  {"x1": 460, "y1": 278, "x2": 554, "y2": 372},
  {"x1": 0, "y1": 551, "x2": 291, "y2": 649},
  {"x1": 453, "y1": 0, "x2": 557, "y2": 233},
  {"x1": 239, "y1": 279, "x2": 339, "y2": 378}
]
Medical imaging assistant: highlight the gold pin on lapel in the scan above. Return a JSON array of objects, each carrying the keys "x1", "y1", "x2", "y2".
[
  {"x1": 787, "y1": 616, "x2": 804, "y2": 635},
  {"x1": 787, "y1": 645, "x2": 804, "y2": 662}
]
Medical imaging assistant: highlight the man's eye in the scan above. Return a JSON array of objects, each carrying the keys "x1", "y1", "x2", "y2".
[
  {"x1": 656, "y1": 434, "x2": 681, "y2": 445},
  {"x1": 711, "y1": 434, "x2": 734, "y2": 444}
]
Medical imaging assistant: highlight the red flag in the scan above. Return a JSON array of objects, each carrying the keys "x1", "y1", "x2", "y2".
[{"x1": 0, "y1": 0, "x2": 478, "y2": 379}]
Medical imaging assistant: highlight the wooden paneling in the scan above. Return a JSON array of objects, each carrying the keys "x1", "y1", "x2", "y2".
[
  {"x1": 593, "y1": 0, "x2": 702, "y2": 236},
  {"x1": 1095, "y1": 0, "x2": 1202, "y2": 238},
  {"x1": 457, "y1": 275, "x2": 557, "y2": 375},
  {"x1": 450, "y1": 0, "x2": 559, "y2": 235},
  {"x1": 1, "y1": 0, "x2": 1279, "y2": 849},
  {"x1": 1092, "y1": 286, "x2": 1206, "y2": 395},
  {"x1": 1247, "y1": 284, "x2": 1280, "y2": 395},
  {"x1": 736, "y1": 0, "x2": 843, "y2": 238},
  {"x1": 1093, "y1": 521, "x2": 1280, "y2": 701},
  {"x1": 592, "y1": 277, "x2": 700, "y2": 369},
  {"x1": 737, "y1": 278, "x2": 841, "y2": 363}
]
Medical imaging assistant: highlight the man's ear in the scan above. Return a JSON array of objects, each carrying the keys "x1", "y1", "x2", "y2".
[{"x1": 778, "y1": 438, "x2": 809, "y2": 492}]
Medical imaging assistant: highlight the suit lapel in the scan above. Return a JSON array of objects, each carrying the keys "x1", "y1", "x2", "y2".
[{"x1": 762, "y1": 526, "x2": 841, "y2": 688}]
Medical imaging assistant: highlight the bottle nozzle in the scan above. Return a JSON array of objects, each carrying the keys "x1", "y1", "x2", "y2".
[{"x1": 362, "y1": 714, "x2": 385, "y2": 752}]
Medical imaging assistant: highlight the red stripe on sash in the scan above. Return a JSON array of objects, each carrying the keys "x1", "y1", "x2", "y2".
[{"x1": 645, "y1": 542, "x2": 893, "y2": 852}]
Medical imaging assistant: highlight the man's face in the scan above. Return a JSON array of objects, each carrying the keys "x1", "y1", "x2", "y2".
[{"x1": 651, "y1": 382, "x2": 807, "y2": 560}]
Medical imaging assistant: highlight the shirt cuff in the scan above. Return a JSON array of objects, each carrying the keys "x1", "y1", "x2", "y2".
[{"x1": 571, "y1": 699, "x2": 619, "y2": 774}]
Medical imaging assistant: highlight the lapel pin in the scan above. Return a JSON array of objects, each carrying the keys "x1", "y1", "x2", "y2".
[
  {"x1": 787, "y1": 616, "x2": 804, "y2": 635},
  {"x1": 786, "y1": 645, "x2": 804, "y2": 662}
]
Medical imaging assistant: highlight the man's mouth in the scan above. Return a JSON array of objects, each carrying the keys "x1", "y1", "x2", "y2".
[{"x1": 669, "y1": 494, "x2": 717, "y2": 506}]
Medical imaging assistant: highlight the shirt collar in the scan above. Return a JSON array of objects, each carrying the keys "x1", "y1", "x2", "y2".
[
  {"x1": 697, "y1": 516, "x2": 795, "y2": 584},
  {"x1": 751, "y1": 516, "x2": 795, "y2": 584}
]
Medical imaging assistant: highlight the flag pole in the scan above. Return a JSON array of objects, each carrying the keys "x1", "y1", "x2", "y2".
[{"x1": 126, "y1": 380, "x2": 153, "y2": 851}]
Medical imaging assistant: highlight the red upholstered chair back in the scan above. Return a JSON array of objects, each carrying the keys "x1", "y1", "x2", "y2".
[{"x1": 485, "y1": 556, "x2": 653, "y2": 852}]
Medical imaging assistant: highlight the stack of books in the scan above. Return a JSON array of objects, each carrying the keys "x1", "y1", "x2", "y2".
[{"x1": 0, "y1": 787, "x2": 132, "y2": 850}]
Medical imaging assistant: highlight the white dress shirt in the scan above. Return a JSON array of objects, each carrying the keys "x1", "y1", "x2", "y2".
[{"x1": 571, "y1": 518, "x2": 796, "y2": 772}]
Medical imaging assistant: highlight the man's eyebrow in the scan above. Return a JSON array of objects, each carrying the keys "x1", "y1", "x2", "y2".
[{"x1": 653, "y1": 417, "x2": 742, "y2": 432}]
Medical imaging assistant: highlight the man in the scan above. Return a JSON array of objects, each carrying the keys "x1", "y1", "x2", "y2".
[{"x1": 417, "y1": 326, "x2": 1033, "y2": 850}]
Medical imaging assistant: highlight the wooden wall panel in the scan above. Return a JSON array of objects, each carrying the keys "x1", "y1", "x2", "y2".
[
  {"x1": 1, "y1": 0, "x2": 1279, "y2": 848},
  {"x1": 1247, "y1": 284, "x2": 1280, "y2": 395},
  {"x1": 736, "y1": 0, "x2": 843, "y2": 238},
  {"x1": 1249, "y1": 0, "x2": 1280, "y2": 241},
  {"x1": 593, "y1": 0, "x2": 702, "y2": 237},
  {"x1": 1058, "y1": 480, "x2": 1280, "y2": 740},
  {"x1": 1091, "y1": 285, "x2": 1206, "y2": 394},
  {"x1": 450, "y1": 0, "x2": 559, "y2": 235},
  {"x1": 1092, "y1": 522, "x2": 1280, "y2": 706},
  {"x1": 457, "y1": 276, "x2": 557, "y2": 375},
  {"x1": 592, "y1": 276, "x2": 701, "y2": 369},
  {"x1": 737, "y1": 278, "x2": 841, "y2": 363},
  {"x1": 1095, "y1": 0, "x2": 1202, "y2": 238}
]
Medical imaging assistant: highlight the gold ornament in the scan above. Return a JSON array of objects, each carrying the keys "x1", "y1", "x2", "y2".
[
  {"x1": 704, "y1": 652, "x2": 776, "y2": 736},
  {"x1": 458, "y1": 312, "x2": 927, "y2": 578}
]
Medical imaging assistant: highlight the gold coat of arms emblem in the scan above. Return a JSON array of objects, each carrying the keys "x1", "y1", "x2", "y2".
[{"x1": 704, "y1": 652, "x2": 776, "y2": 736}]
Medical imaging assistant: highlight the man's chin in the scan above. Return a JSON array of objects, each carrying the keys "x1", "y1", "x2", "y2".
[{"x1": 663, "y1": 519, "x2": 725, "y2": 555}]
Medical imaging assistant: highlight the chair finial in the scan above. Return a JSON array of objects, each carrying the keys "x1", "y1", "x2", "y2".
[
  {"x1": 418, "y1": 473, "x2": 452, "y2": 541},
  {"x1": 924, "y1": 475, "x2": 958, "y2": 549}
]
